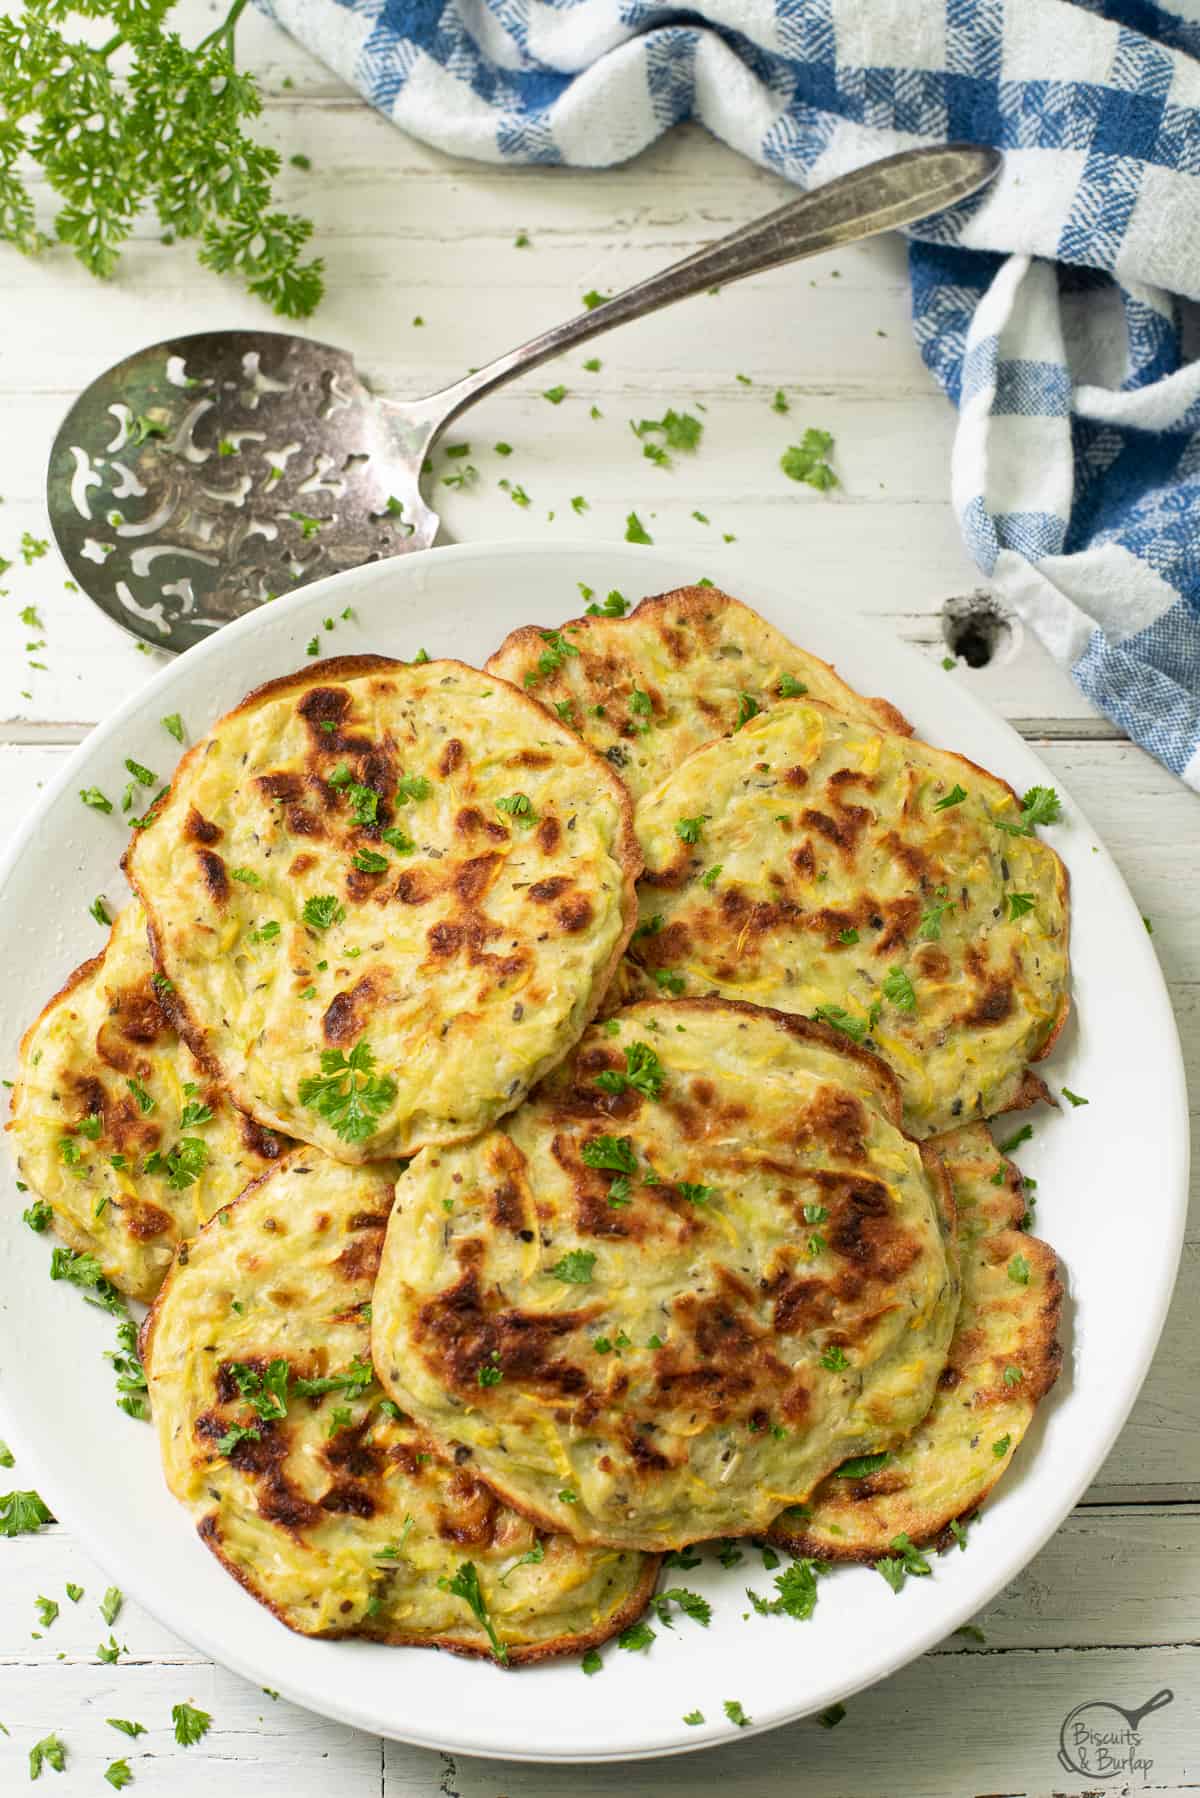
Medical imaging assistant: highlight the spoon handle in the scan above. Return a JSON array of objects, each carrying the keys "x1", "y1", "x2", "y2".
[{"x1": 403, "y1": 143, "x2": 999, "y2": 434}]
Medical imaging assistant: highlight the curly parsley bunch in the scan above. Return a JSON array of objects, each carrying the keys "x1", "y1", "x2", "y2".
[{"x1": 0, "y1": 0, "x2": 323, "y2": 314}]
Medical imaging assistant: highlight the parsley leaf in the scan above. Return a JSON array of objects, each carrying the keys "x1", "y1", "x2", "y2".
[
  {"x1": 1007, "y1": 892, "x2": 1035, "y2": 920},
  {"x1": 301, "y1": 894, "x2": 345, "y2": 931},
  {"x1": 994, "y1": 785, "x2": 1063, "y2": 836},
  {"x1": 172, "y1": 1702, "x2": 212, "y2": 1747},
  {"x1": 1062, "y1": 1086, "x2": 1089, "y2": 1107},
  {"x1": 0, "y1": 1490, "x2": 53, "y2": 1537},
  {"x1": 28, "y1": 1735, "x2": 66, "y2": 1778},
  {"x1": 780, "y1": 429, "x2": 837, "y2": 491},
  {"x1": 298, "y1": 1041, "x2": 396, "y2": 1143},
  {"x1": 105, "y1": 1760, "x2": 132, "y2": 1790},
  {"x1": 882, "y1": 966, "x2": 916, "y2": 1012},
  {"x1": 1008, "y1": 1253, "x2": 1031, "y2": 1286},
  {"x1": 874, "y1": 1532, "x2": 932, "y2": 1593},
  {"x1": 618, "y1": 1620, "x2": 656, "y2": 1653},
  {"x1": 548, "y1": 1250, "x2": 596, "y2": 1284},
  {"x1": 594, "y1": 1041, "x2": 664, "y2": 1101},
  {"x1": 653, "y1": 1587, "x2": 711, "y2": 1627},
  {"x1": 624, "y1": 511, "x2": 653, "y2": 545},
  {"x1": 674, "y1": 814, "x2": 706, "y2": 844},
  {"x1": 933, "y1": 784, "x2": 967, "y2": 811},
  {"x1": 724, "y1": 1700, "x2": 751, "y2": 1728},
  {"x1": 581, "y1": 1135, "x2": 638, "y2": 1175},
  {"x1": 746, "y1": 1558, "x2": 826, "y2": 1621},
  {"x1": 586, "y1": 589, "x2": 629, "y2": 617},
  {"x1": 438, "y1": 1561, "x2": 508, "y2": 1663},
  {"x1": 778, "y1": 673, "x2": 808, "y2": 698},
  {"x1": 834, "y1": 1451, "x2": 890, "y2": 1479},
  {"x1": 162, "y1": 713, "x2": 184, "y2": 742},
  {"x1": 581, "y1": 1648, "x2": 602, "y2": 1675}
]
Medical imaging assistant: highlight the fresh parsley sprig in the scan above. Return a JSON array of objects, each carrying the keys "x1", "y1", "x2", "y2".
[
  {"x1": 0, "y1": 0, "x2": 323, "y2": 315},
  {"x1": 298, "y1": 1041, "x2": 396, "y2": 1143}
]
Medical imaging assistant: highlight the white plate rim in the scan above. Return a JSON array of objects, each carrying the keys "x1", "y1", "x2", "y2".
[{"x1": 0, "y1": 538, "x2": 1188, "y2": 1764}]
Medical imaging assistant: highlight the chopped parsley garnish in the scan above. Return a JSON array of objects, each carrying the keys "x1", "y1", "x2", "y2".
[
  {"x1": 1007, "y1": 892, "x2": 1035, "y2": 920},
  {"x1": 89, "y1": 896, "x2": 112, "y2": 926},
  {"x1": 674, "y1": 814, "x2": 706, "y2": 844},
  {"x1": 230, "y1": 867, "x2": 262, "y2": 885},
  {"x1": 395, "y1": 774, "x2": 431, "y2": 804},
  {"x1": 79, "y1": 787, "x2": 113, "y2": 814},
  {"x1": 653, "y1": 1587, "x2": 711, "y2": 1628},
  {"x1": 105, "y1": 1760, "x2": 132, "y2": 1790},
  {"x1": 298, "y1": 1041, "x2": 396, "y2": 1143},
  {"x1": 581, "y1": 1135, "x2": 638, "y2": 1175},
  {"x1": 700, "y1": 864, "x2": 723, "y2": 889},
  {"x1": 50, "y1": 1246, "x2": 125, "y2": 1315},
  {"x1": 34, "y1": 1594, "x2": 59, "y2": 1628},
  {"x1": 817, "y1": 1702, "x2": 847, "y2": 1728},
  {"x1": 882, "y1": 966, "x2": 916, "y2": 1012},
  {"x1": 594, "y1": 1041, "x2": 664, "y2": 1101},
  {"x1": 163, "y1": 1139, "x2": 208, "y2": 1189},
  {"x1": 582, "y1": 289, "x2": 610, "y2": 309},
  {"x1": 624, "y1": 511, "x2": 653, "y2": 545},
  {"x1": 0, "y1": 1489, "x2": 53, "y2": 1536},
  {"x1": 437, "y1": 1561, "x2": 508, "y2": 1663},
  {"x1": 837, "y1": 926, "x2": 859, "y2": 944},
  {"x1": 64, "y1": 1583, "x2": 83, "y2": 1603},
  {"x1": 813, "y1": 1003, "x2": 872, "y2": 1043},
  {"x1": 497, "y1": 1541, "x2": 543, "y2": 1582},
  {"x1": 653, "y1": 967, "x2": 685, "y2": 994},
  {"x1": 1008, "y1": 1253, "x2": 1031, "y2": 1286},
  {"x1": 834, "y1": 1451, "x2": 890, "y2": 1479},
  {"x1": 97, "y1": 1634, "x2": 123, "y2": 1664},
  {"x1": 992, "y1": 1433, "x2": 1012, "y2": 1459},
  {"x1": 171, "y1": 1702, "x2": 212, "y2": 1747},
  {"x1": 353, "y1": 848, "x2": 389, "y2": 873},
  {"x1": 301, "y1": 895, "x2": 345, "y2": 931},
  {"x1": 874, "y1": 1532, "x2": 932, "y2": 1593},
  {"x1": 0, "y1": 1443, "x2": 12, "y2": 1468},
  {"x1": 123, "y1": 756, "x2": 156, "y2": 787},
  {"x1": 999, "y1": 1124, "x2": 1033, "y2": 1154},
  {"x1": 676, "y1": 1182, "x2": 716, "y2": 1205},
  {"x1": 724, "y1": 1699, "x2": 751, "y2": 1728},
  {"x1": 917, "y1": 891, "x2": 952, "y2": 941},
  {"x1": 820, "y1": 1346, "x2": 850, "y2": 1371},
  {"x1": 28, "y1": 1735, "x2": 66, "y2": 1777},
  {"x1": 477, "y1": 1361, "x2": 503, "y2": 1388},
  {"x1": 348, "y1": 784, "x2": 379, "y2": 824},
  {"x1": 618, "y1": 1619, "x2": 655, "y2": 1653},
  {"x1": 948, "y1": 1518, "x2": 971, "y2": 1551},
  {"x1": 933, "y1": 784, "x2": 967, "y2": 811},
  {"x1": 780, "y1": 428, "x2": 837, "y2": 491},
  {"x1": 381, "y1": 826, "x2": 415, "y2": 854},
  {"x1": 1062, "y1": 1086, "x2": 1088, "y2": 1107},
  {"x1": 1003, "y1": 1365, "x2": 1023, "y2": 1387},
  {"x1": 734, "y1": 691, "x2": 760, "y2": 730},
  {"x1": 106, "y1": 1721, "x2": 146, "y2": 1739},
  {"x1": 586, "y1": 589, "x2": 629, "y2": 617},
  {"x1": 777, "y1": 672, "x2": 808, "y2": 698},
  {"x1": 179, "y1": 1100, "x2": 213, "y2": 1129},
  {"x1": 24, "y1": 1199, "x2": 53, "y2": 1233},
  {"x1": 162, "y1": 713, "x2": 184, "y2": 742},
  {"x1": 581, "y1": 1648, "x2": 602, "y2": 1675},
  {"x1": 994, "y1": 784, "x2": 1062, "y2": 836},
  {"x1": 543, "y1": 384, "x2": 567, "y2": 405},
  {"x1": 548, "y1": 1250, "x2": 596, "y2": 1284},
  {"x1": 746, "y1": 1558, "x2": 826, "y2": 1621},
  {"x1": 683, "y1": 1709, "x2": 704, "y2": 1725},
  {"x1": 495, "y1": 792, "x2": 535, "y2": 823},
  {"x1": 292, "y1": 1359, "x2": 375, "y2": 1400}
]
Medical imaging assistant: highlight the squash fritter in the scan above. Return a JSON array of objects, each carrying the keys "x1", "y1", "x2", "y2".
[
  {"x1": 771, "y1": 1121, "x2": 1062, "y2": 1557},
  {"x1": 142, "y1": 1150, "x2": 657, "y2": 1661},
  {"x1": 484, "y1": 585, "x2": 910, "y2": 804},
  {"x1": 371, "y1": 999, "x2": 960, "y2": 1553},
  {"x1": 126, "y1": 655, "x2": 641, "y2": 1163},
  {"x1": 630, "y1": 698, "x2": 1069, "y2": 1137},
  {"x1": 6, "y1": 902, "x2": 288, "y2": 1301}
]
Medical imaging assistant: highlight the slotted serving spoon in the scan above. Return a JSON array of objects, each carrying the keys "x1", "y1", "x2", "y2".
[{"x1": 47, "y1": 144, "x2": 999, "y2": 653}]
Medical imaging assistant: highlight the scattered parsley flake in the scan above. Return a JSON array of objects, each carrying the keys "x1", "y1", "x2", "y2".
[
  {"x1": 581, "y1": 1648, "x2": 602, "y2": 1675},
  {"x1": 171, "y1": 1703, "x2": 212, "y2": 1747},
  {"x1": 1062, "y1": 1086, "x2": 1088, "y2": 1107},
  {"x1": 781, "y1": 429, "x2": 837, "y2": 491},
  {"x1": 624, "y1": 511, "x2": 653, "y2": 545},
  {"x1": 724, "y1": 1700, "x2": 751, "y2": 1728},
  {"x1": 299, "y1": 1041, "x2": 396, "y2": 1144},
  {"x1": 437, "y1": 1561, "x2": 508, "y2": 1663},
  {"x1": 1008, "y1": 1253, "x2": 1031, "y2": 1286},
  {"x1": 548, "y1": 1249, "x2": 596, "y2": 1285}
]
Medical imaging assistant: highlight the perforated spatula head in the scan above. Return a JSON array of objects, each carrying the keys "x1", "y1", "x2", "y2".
[{"x1": 47, "y1": 330, "x2": 438, "y2": 653}]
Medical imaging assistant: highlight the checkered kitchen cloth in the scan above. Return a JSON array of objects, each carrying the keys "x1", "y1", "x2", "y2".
[{"x1": 264, "y1": 0, "x2": 1200, "y2": 787}]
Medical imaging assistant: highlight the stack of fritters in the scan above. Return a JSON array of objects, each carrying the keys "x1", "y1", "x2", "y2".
[{"x1": 7, "y1": 585, "x2": 1068, "y2": 1662}]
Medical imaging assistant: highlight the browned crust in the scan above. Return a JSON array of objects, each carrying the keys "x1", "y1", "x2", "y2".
[
  {"x1": 484, "y1": 586, "x2": 914, "y2": 739},
  {"x1": 769, "y1": 1136, "x2": 1064, "y2": 1562},
  {"x1": 195, "y1": 1509, "x2": 660, "y2": 1664},
  {"x1": 5, "y1": 944, "x2": 107, "y2": 1136},
  {"x1": 598, "y1": 994, "x2": 909, "y2": 1134},
  {"x1": 126, "y1": 657, "x2": 643, "y2": 1159},
  {"x1": 139, "y1": 1144, "x2": 317, "y2": 1369}
]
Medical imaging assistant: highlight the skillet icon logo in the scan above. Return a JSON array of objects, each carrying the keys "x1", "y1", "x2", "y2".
[{"x1": 1057, "y1": 1688, "x2": 1173, "y2": 1778}]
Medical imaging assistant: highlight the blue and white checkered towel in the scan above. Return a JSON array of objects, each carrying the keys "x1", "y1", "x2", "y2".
[{"x1": 266, "y1": 0, "x2": 1200, "y2": 787}]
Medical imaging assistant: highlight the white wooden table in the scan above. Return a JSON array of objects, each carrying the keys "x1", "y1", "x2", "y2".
[{"x1": 2, "y1": 8, "x2": 1197, "y2": 1793}]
